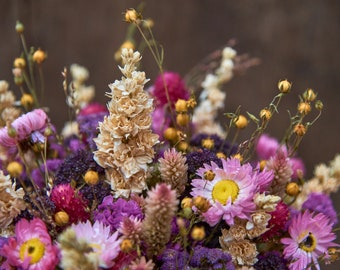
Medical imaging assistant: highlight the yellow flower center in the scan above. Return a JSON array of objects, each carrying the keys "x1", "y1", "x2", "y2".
[
  {"x1": 19, "y1": 238, "x2": 45, "y2": 264},
  {"x1": 212, "y1": 179, "x2": 239, "y2": 205},
  {"x1": 299, "y1": 232, "x2": 317, "y2": 253}
]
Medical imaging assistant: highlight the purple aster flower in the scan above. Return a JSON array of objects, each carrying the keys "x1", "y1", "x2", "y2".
[
  {"x1": 302, "y1": 192, "x2": 338, "y2": 225},
  {"x1": 190, "y1": 245, "x2": 235, "y2": 269},
  {"x1": 94, "y1": 196, "x2": 143, "y2": 232},
  {"x1": 281, "y1": 210, "x2": 339, "y2": 270},
  {"x1": 150, "y1": 71, "x2": 190, "y2": 108},
  {"x1": 254, "y1": 251, "x2": 288, "y2": 270}
]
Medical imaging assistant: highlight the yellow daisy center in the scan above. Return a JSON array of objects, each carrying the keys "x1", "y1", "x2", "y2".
[
  {"x1": 299, "y1": 232, "x2": 317, "y2": 253},
  {"x1": 212, "y1": 179, "x2": 239, "y2": 205},
  {"x1": 19, "y1": 238, "x2": 45, "y2": 264}
]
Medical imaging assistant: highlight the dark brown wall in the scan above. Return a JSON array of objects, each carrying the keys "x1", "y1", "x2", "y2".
[{"x1": 1, "y1": 1, "x2": 340, "y2": 268}]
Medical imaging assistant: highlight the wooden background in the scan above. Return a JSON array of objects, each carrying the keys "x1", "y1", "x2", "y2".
[{"x1": 1, "y1": 1, "x2": 340, "y2": 268}]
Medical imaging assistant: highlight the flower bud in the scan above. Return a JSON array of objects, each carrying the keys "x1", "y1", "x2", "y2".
[
  {"x1": 175, "y1": 99, "x2": 188, "y2": 113},
  {"x1": 259, "y1": 109, "x2": 272, "y2": 121},
  {"x1": 20, "y1": 93, "x2": 34, "y2": 107},
  {"x1": 233, "y1": 153, "x2": 243, "y2": 162},
  {"x1": 121, "y1": 40, "x2": 135, "y2": 50},
  {"x1": 204, "y1": 170, "x2": 215, "y2": 181},
  {"x1": 124, "y1": 9, "x2": 140, "y2": 23},
  {"x1": 216, "y1": 152, "x2": 226, "y2": 159},
  {"x1": 163, "y1": 127, "x2": 178, "y2": 142},
  {"x1": 176, "y1": 217, "x2": 186, "y2": 230},
  {"x1": 201, "y1": 138, "x2": 214, "y2": 149},
  {"x1": 33, "y1": 49, "x2": 47, "y2": 64},
  {"x1": 303, "y1": 88, "x2": 317, "y2": 102},
  {"x1": 14, "y1": 76, "x2": 24, "y2": 86},
  {"x1": 84, "y1": 170, "x2": 99, "y2": 185},
  {"x1": 191, "y1": 226, "x2": 205, "y2": 241},
  {"x1": 233, "y1": 115, "x2": 248, "y2": 129},
  {"x1": 182, "y1": 207, "x2": 193, "y2": 218},
  {"x1": 6, "y1": 161, "x2": 23, "y2": 178},
  {"x1": 44, "y1": 126, "x2": 53, "y2": 137},
  {"x1": 297, "y1": 102, "x2": 311, "y2": 115},
  {"x1": 286, "y1": 182, "x2": 300, "y2": 196},
  {"x1": 7, "y1": 126, "x2": 17, "y2": 138},
  {"x1": 15, "y1": 21, "x2": 24, "y2": 33},
  {"x1": 143, "y1": 19, "x2": 154, "y2": 28},
  {"x1": 176, "y1": 113, "x2": 190, "y2": 126},
  {"x1": 315, "y1": 100, "x2": 323, "y2": 111},
  {"x1": 120, "y1": 239, "x2": 133, "y2": 253},
  {"x1": 192, "y1": 196, "x2": 210, "y2": 213},
  {"x1": 13, "y1": 58, "x2": 26, "y2": 69},
  {"x1": 293, "y1": 123, "x2": 306, "y2": 136},
  {"x1": 54, "y1": 211, "x2": 70, "y2": 226},
  {"x1": 259, "y1": 160, "x2": 267, "y2": 171},
  {"x1": 181, "y1": 197, "x2": 192, "y2": 209},
  {"x1": 278, "y1": 79, "x2": 292, "y2": 94},
  {"x1": 186, "y1": 98, "x2": 197, "y2": 109}
]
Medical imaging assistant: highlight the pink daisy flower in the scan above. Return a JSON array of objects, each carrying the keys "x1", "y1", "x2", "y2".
[
  {"x1": 0, "y1": 109, "x2": 48, "y2": 147},
  {"x1": 281, "y1": 210, "x2": 339, "y2": 270},
  {"x1": 190, "y1": 158, "x2": 272, "y2": 226},
  {"x1": 70, "y1": 220, "x2": 122, "y2": 268},
  {"x1": 0, "y1": 218, "x2": 59, "y2": 269}
]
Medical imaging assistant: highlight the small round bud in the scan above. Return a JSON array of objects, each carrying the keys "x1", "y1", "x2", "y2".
[
  {"x1": 6, "y1": 161, "x2": 23, "y2": 178},
  {"x1": 315, "y1": 100, "x2": 324, "y2": 111},
  {"x1": 297, "y1": 102, "x2": 311, "y2": 115},
  {"x1": 176, "y1": 217, "x2": 186, "y2": 230},
  {"x1": 33, "y1": 49, "x2": 47, "y2": 64},
  {"x1": 192, "y1": 196, "x2": 210, "y2": 213},
  {"x1": 124, "y1": 9, "x2": 140, "y2": 23},
  {"x1": 216, "y1": 152, "x2": 226, "y2": 159},
  {"x1": 204, "y1": 170, "x2": 215, "y2": 181},
  {"x1": 233, "y1": 115, "x2": 248, "y2": 129},
  {"x1": 32, "y1": 142, "x2": 45, "y2": 153},
  {"x1": 181, "y1": 197, "x2": 192, "y2": 209},
  {"x1": 259, "y1": 160, "x2": 267, "y2": 171},
  {"x1": 259, "y1": 109, "x2": 272, "y2": 121},
  {"x1": 182, "y1": 207, "x2": 193, "y2": 218},
  {"x1": 191, "y1": 226, "x2": 205, "y2": 241},
  {"x1": 286, "y1": 182, "x2": 300, "y2": 196},
  {"x1": 303, "y1": 88, "x2": 317, "y2": 102},
  {"x1": 186, "y1": 98, "x2": 197, "y2": 109},
  {"x1": 7, "y1": 126, "x2": 17, "y2": 138},
  {"x1": 142, "y1": 19, "x2": 154, "y2": 28},
  {"x1": 177, "y1": 141, "x2": 189, "y2": 152},
  {"x1": 13, "y1": 58, "x2": 26, "y2": 69},
  {"x1": 120, "y1": 239, "x2": 133, "y2": 253},
  {"x1": 54, "y1": 211, "x2": 69, "y2": 226},
  {"x1": 176, "y1": 113, "x2": 190, "y2": 126},
  {"x1": 14, "y1": 76, "x2": 24, "y2": 86},
  {"x1": 201, "y1": 138, "x2": 214, "y2": 149},
  {"x1": 121, "y1": 40, "x2": 135, "y2": 50},
  {"x1": 84, "y1": 170, "x2": 99, "y2": 185},
  {"x1": 20, "y1": 93, "x2": 34, "y2": 107},
  {"x1": 44, "y1": 126, "x2": 53, "y2": 137},
  {"x1": 175, "y1": 99, "x2": 188, "y2": 113},
  {"x1": 15, "y1": 21, "x2": 24, "y2": 33},
  {"x1": 163, "y1": 127, "x2": 178, "y2": 141},
  {"x1": 233, "y1": 153, "x2": 243, "y2": 163},
  {"x1": 293, "y1": 123, "x2": 307, "y2": 136},
  {"x1": 278, "y1": 79, "x2": 292, "y2": 94}
]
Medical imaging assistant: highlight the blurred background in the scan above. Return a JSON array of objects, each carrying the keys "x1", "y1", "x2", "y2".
[{"x1": 1, "y1": 1, "x2": 340, "y2": 268}]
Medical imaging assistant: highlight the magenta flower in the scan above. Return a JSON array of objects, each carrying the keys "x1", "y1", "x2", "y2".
[
  {"x1": 281, "y1": 210, "x2": 339, "y2": 270},
  {"x1": 191, "y1": 158, "x2": 272, "y2": 226},
  {"x1": 149, "y1": 71, "x2": 190, "y2": 108},
  {"x1": 0, "y1": 109, "x2": 48, "y2": 147},
  {"x1": 0, "y1": 218, "x2": 59, "y2": 269}
]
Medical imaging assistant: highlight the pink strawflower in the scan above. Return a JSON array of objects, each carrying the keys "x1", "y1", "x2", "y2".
[
  {"x1": 50, "y1": 184, "x2": 90, "y2": 223},
  {"x1": 70, "y1": 220, "x2": 122, "y2": 268},
  {"x1": 149, "y1": 71, "x2": 190, "y2": 107},
  {"x1": 129, "y1": 256, "x2": 155, "y2": 270},
  {"x1": 0, "y1": 218, "x2": 59, "y2": 269},
  {"x1": 281, "y1": 210, "x2": 339, "y2": 270},
  {"x1": 191, "y1": 158, "x2": 272, "y2": 226},
  {"x1": 0, "y1": 109, "x2": 48, "y2": 147}
]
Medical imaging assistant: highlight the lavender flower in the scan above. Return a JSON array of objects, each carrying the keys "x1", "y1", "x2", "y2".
[
  {"x1": 254, "y1": 251, "x2": 288, "y2": 270},
  {"x1": 160, "y1": 248, "x2": 190, "y2": 270}
]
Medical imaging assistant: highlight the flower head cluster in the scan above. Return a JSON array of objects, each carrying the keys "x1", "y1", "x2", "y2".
[{"x1": 94, "y1": 48, "x2": 159, "y2": 197}]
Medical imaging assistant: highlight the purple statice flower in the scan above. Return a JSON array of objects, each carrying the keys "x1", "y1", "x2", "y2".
[
  {"x1": 31, "y1": 159, "x2": 63, "y2": 188},
  {"x1": 94, "y1": 196, "x2": 143, "y2": 232},
  {"x1": 302, "y1": 192, "x2": 338, "y2": 225},
  {"x1": 190, "y1": 245, "x2": 235, "y2": 270},
  {"x1": 149, "y1": 71, "x2": 190, "y2": 108},
  {"x1": 54, "y1": 149, "x2": 105, "y2": 186},
  {"x1": 77, "y1": 104, "x2": 108, "y2": 149},
  {"x1": 254, "y1": 251, "x2": 288, "y2": 270},
  {"x1": 190, "y1": 133, "x2": 237, "y2": 155},
  {"x1": 80, "y1": 181, "x2": 111, "y2": 205},
  {"x1": 160, "y1": 248, "x2": 190, "y2": 270}
]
